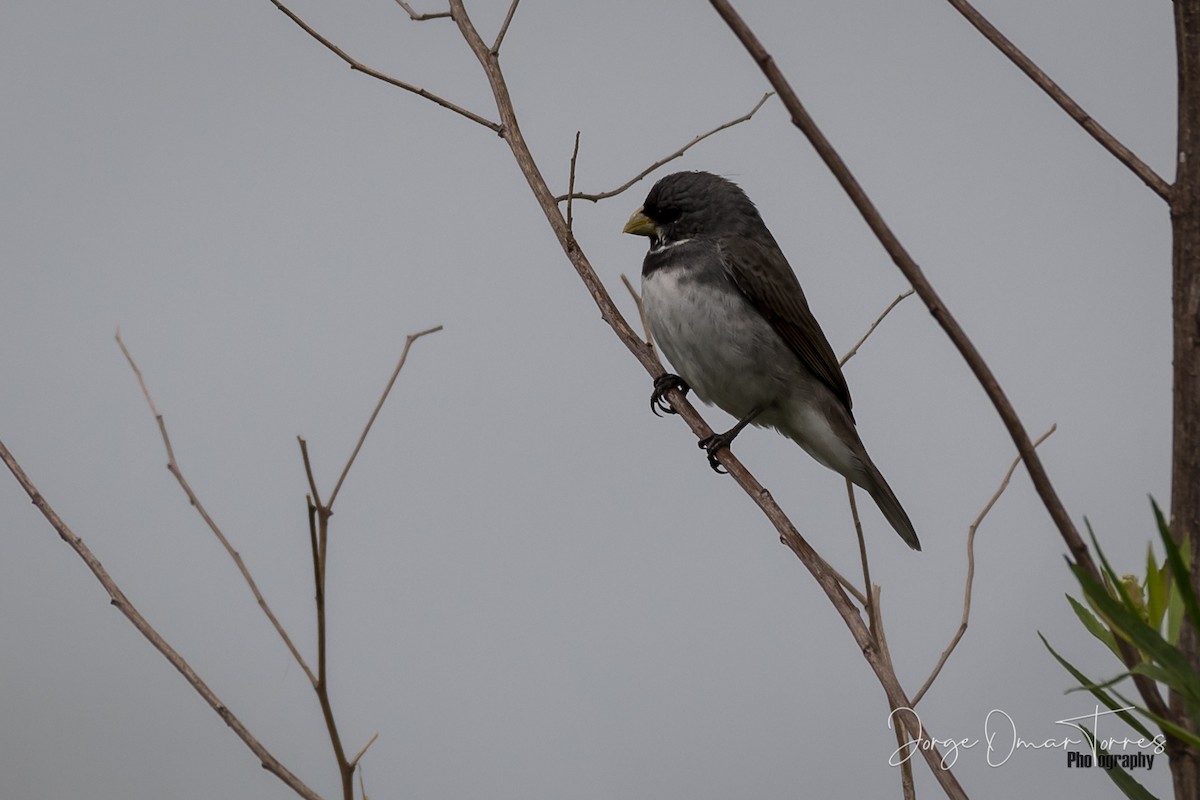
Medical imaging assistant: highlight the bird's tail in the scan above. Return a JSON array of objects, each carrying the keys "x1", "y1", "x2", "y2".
[{"x1": 857, "y1": 462, "x2": 921, "y2": 551}]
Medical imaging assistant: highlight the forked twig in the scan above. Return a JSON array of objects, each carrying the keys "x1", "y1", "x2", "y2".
[
  {"x1": 911, "y1": 424, "x2": 1057, "y2": 706},
  {"x1": 300, "y1": 324, "x2": 441, "y2": 800},
  {"x1": 555, "y1": 92, "x2": 774, "y2": 203},
  {"x1": 115, "y1": 329, "x2": 318, "y2": 688},
  {"x1": 0, "y1": 440, "x2": 322, "y2": 800}
]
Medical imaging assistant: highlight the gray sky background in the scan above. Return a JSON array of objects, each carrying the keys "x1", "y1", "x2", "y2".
[{"x1": 0, "y1": 1, "x2": 1178, "y2": 798}]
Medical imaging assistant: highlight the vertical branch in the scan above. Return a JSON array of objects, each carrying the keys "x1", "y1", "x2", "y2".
[
  {"x1": 567, "y1": 131, "x2": 580, "y2": 233},
  {"x1": 312, "y1": 504, "x2": 352, "y2": 800},
  {"x1": 1172, "y1": 3, "x2": 1200, "y2": 798}
]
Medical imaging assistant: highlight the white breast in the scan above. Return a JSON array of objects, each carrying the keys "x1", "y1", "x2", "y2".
[{"x1": 641, "y1": 266, "x2": 799, "y2": 421}]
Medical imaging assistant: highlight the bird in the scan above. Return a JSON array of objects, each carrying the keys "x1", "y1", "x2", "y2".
[{"x1": 623, "y1": 171, "x2": 920, "y2": 550}]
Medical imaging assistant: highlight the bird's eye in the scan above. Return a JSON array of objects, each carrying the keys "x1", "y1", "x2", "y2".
[{"x1": 655, "y1": 206, "x2": 682, "y2": 224}]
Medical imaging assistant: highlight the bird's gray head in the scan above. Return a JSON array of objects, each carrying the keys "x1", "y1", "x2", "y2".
[{"x1": 623, "y1": 171, "x2": 764, "y2": 247}]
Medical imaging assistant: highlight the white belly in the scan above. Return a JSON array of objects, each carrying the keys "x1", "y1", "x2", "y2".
[{"x1": 641, "y1": 267, "x2": 799, "y2": 420}]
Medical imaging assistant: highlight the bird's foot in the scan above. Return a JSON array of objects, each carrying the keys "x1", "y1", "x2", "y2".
[
  {"x1": 650, "y1": 373, "x2": 690, "y2": 417},
  {"x1": 696, "y1": 407, "x2": 762, "y2": 474},
  {"x1": 697, "y1": 430, "x2": 737, "y2": 474}
]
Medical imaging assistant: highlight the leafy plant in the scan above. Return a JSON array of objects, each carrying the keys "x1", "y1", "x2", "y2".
[{"x1": 1043, "y1": 500, "x2": 1197, "y2": 799}]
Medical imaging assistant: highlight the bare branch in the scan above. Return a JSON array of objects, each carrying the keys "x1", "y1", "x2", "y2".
[
  {"x1": 911, "y1": 424, "x2": 1057, "y2": 706},
  {"x1": 327, "y1": 324, "x2": 442, "y2": 509},
  {"x1": 944, "y1": 0, "x2": 1170, "y2": 200},
  {"x1": 267, "y1": 0, "x2": 501, "y2": 132},
  {"x1": 709, "y1": 0, "x2": 1173, "y2": 731},
  {"x1": 840, "y1": 289, "x2": 914, "y2": 367},
  {"x1": 555, "y1": 92, "x2": 774, "y2": 203},
  {"x1": 0, "y1": 440, "x2": 323, "y2": 800},
  {"x1": 443, "y1": 2, "x2": 964, "y2": 790},
  {"x1": 116, "y1": 330, "x2": 318, "y2": 688},
  {"x1": 393, "y1": 1, "x2": 451, "y2": 22},
  {"x1": 708, "y1": 0, "x2": 1088, "y2": 576},
  {"x1": 491, "y1": 0, "x2": 521, "y2": 54}
]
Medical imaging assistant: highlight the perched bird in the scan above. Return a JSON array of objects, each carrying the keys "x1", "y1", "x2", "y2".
[{"x1": 623, "y1": 171, "x2": 920, "y2": 550}]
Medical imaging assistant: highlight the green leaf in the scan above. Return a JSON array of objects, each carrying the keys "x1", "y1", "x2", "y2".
[
  {"x1": 1169, "y1": 580, "x2": 1185, "y2": 646},
  {"x1": 1111, "y1": 687, "x2": 1200, "y2": 751},
  {"x1": 1038, "y1": 632, "x2": 1155, "y2": 740},
  {"x1": 1071, "y1": 563, "x2": 1200, "y2": 709},
  {"x1": 1145, "y1": 543, "x2": 1168, "y2": 632},
  {"x1": 1153, "y1": 498, "x2": 1200, "y2": 636},
  {"x1": 1066, "y1": 594, "x2": 1122, "y2": 660}
]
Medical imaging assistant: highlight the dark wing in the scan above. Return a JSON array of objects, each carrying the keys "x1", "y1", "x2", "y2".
[{"x1": 717, "y1": 235, "x2": 854, "y2": 417}]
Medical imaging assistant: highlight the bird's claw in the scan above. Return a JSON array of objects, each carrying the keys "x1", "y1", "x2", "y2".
[
  {"x1": 650, "y1": 373, "x2": 690, "y2": 417},
  {"x1": 698, "y1": 433, "x2": 732, "y2": 474}
]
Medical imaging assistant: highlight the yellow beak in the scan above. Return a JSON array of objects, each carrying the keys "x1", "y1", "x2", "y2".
[{"x1": 622, "y1": 208, "x2": 657, "y2": 237}]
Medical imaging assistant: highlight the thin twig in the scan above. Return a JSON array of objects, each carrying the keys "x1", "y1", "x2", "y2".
[
  {"x1": 555, "y1": 92, "x2": 774, "y2": 203},
  {"x1": 567, "y1": 131, "x2": 580, "y2": 233},
  {"x1": 115, "y1": 330, "x2": 318, "y2": 688},
  {"x1": 298, "y1": 436, "x2": 323, "y2": 509},
  {"x1": 620, "y1": 273, "x2": 655, "y2": 350},
  {"x1": 490, "y1": 0, "x2": 520, "y2": 54},
  {"x1": 943, "y1": 0, "x2": 1170, "y2": 200},
  {"x1": 328, "y1": 325, "x2": 443, "y2": 509},
  {"x1": 911, "y1": 424, "x2": 1057, "y2": 706},
  {"x1": 846, "y1": 479, "x2": 875, "y2": 638},
  {"x1": 840, "y1": 289, "x2": 914, "y2": 367},
  {"x1": 394, "y1": 1, "x2": 451, "y2": 22},
  {"x1": 267, "y1": 0, "x2": 501, "y2": 132},
  {"x1": 349, "y1": 732, "x2": 380, "y2": 768},
  {"x1": 0, "y1": 440, "x2": 323, "y2": 800}
]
